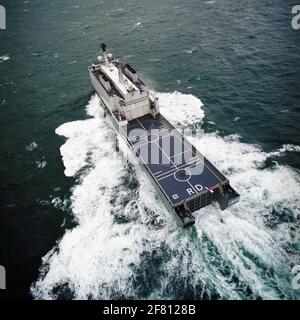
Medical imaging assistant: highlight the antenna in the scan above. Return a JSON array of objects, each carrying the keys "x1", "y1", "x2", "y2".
[
  {"x1": 100, "y1": 43, "x2": 109, "y2": 67},
  {"x1": 100, "y1": 43, "x2": 106, "y2": 52}
]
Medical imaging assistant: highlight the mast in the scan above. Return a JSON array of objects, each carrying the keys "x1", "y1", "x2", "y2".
[{"x1": 100, "y1": 43, "x2": 109, "y2": 67}]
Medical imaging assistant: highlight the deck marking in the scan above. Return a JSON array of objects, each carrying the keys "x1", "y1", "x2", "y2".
[
  {"x1": 174, "y1": 169, "x2": 192, "y2": 182},
  {"x1": 156, "y1": 159, "x2": 202, "y2": 181},
  {"x1": 172, "y1": 130, "x2": 224, "y2": 183},
  {"x1": 195, "y1": 184, "x2": 203, "y2": 192},
  {"x1": 172, "y1": 149, "x2": 191, "y2": 159},
  {"x1": 132, "y1": 116, "x2": 223, "y2": 206},
  {"x1": 144, "y1": 133, "x2": 160, "y2": 143},
  {"x1": 137, "y1": 118, "x2": 179, "y2": 171},
  {"x1": 129, "y1": 128, "x2": 169, "y2": 144},
  {"x1": 186, "y1": 188, "x2": 196, "y2": 196},
  {"x1": 136, "y1": 118, "x2": 227, "y2": 197}
]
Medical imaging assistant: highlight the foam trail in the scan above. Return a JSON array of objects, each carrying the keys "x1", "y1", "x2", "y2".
[
  {"x1": 26, "y1": 142, "x2": 38, "y2": 151},
  {"x1": 155, "y1": 91, "x2": 205, "y2": 127},
  {"x1": 32, "y1": 93, "x2": 300, "y2": 300},
  {"x1": 269, "y1": 144, "x2": 300, "y2": 157},
  {"x1": 0, "y1": 54, "x2": 10, "y2": 63}
]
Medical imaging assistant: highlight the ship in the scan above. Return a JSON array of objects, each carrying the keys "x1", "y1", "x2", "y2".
[{"x1": 88, "y1": 43, "x2": 239, "y2": 228}]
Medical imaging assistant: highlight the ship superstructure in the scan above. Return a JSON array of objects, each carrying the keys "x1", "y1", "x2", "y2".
[
  {"x1": 89, "y1": 44, "x2": 239, "y2": 228},
  {"x1": 89, "y1": 43, "x2": 159, "y2": 124}
]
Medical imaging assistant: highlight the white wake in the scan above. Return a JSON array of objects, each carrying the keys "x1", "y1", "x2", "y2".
[{"x1": 31, "y1": 92, "x2": 300, "y2": 300}]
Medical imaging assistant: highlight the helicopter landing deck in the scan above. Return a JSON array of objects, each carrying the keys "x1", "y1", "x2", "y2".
[{"x1": 126, "y1": 113, "x2": 228, "y2": 208}]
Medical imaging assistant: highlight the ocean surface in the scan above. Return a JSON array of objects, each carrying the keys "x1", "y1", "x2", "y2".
[{"x1": 0, "y1": 0, "x2": 300, "y2": 299}]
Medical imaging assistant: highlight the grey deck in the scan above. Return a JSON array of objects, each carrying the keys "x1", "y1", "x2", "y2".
[{"x1": 126, "y1": 114, "x2": 227, "y2": 207}]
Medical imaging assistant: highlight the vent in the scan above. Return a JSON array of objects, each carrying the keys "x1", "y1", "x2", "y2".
[
  {"x1": 186, "y1": 191, "x2": 213, "y2": 212},
  {"x1": 125, "y1": 64, "x2": 138, "y2": 82}
]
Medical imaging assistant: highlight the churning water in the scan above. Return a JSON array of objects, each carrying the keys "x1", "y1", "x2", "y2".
[{"x1": 1, "y1": 0, "x2": 299, "y2": 299}]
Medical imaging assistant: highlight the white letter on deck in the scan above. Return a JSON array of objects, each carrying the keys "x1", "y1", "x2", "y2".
[{"x1": 186, "y1": 188, "x2": 195, "y2": 196}]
